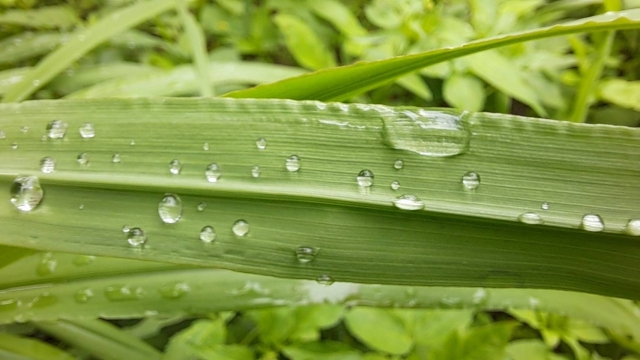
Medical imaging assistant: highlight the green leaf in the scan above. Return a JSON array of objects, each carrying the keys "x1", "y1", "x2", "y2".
[
  {"x1": 0, "y1": 332, "x2": 76, "y2": 360},
  {"x1": 0, "y1": 68, "x2": 31, "y2": 96},
  {"x1": 281, "y1": 341, "x2": 361, "y2": 360},
  {"x1": 164, "y1": 319, "x2": 228, "y2": 360},
  {"x1": 306, "y1": 0, "x2": 367, "y2": 36},
  {"x1": 429, "y1": 322, "x2": 516, "y2": 360},
  {"x1": 0, "y1": 5, "x2": 80, "y2": 29},
  {"x1": 273, "y1": 13, "x2": 337, "y2": 70},
  {"x1": 413, "y1": 309, "x2": 474, "y2": 348},
  {"x1": 344, "y1": 307, "x2": 413, "y2": 355},
  {"x1": 225, "y1": 9, "x2": 640, "y2": 101},
  {"x1": 505, "y1": 339, "x2": 569, "y2": 360},
  {"x1": 395, "y1": 74, "x2": 433, "y2": 101},
  {"x1": 442, "y1": 73, "x2": 486, "y2": 112},
  {"x1": 598, "y1": 78, "x2": 640, "y2": 111},
  {"x1": 0, "y1": 32, "x2": 68, "y2": 65},
  {"x1": 178, "y1": 4, "x2": 213, "y2": 97}
]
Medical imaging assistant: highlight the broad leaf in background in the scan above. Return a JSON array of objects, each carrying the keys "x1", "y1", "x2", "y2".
[
  {"x1": 443, "y1": 73, "x2": 486, "y2": 112},
  {"x1": 505, "y1": 339, "x2": 569, "y2": 360},
  {"x1": 345, "y1": 307, "x2": 413, "y2": 355},
  {"x1": 598, "y1": 78, "x2": 640, "y2": 111},
  {"x1": 427, "y1": 322, "x2": 517, "y2": 360},
  {"x1": 273, "y1": 13, "x2": 337, "y2": 70}
]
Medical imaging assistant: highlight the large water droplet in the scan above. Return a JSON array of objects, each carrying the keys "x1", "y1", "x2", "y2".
[
  {"x1": 79, "y1": 123, "x2": 95, "y2": 138},
  {"x1": 10, "y1": 175, "x2": 44, "y2": 212},
  {"x1": 46, "y1": 120, "x2": 67, "y2": 139},
  {"x1": 382, "y1": 110, "x2": 470, "y2": 157},
  {"x1": 105, "y1": 285, "x2": 146, "y2": 301},
  {"x1": 356, "y1": 169, "x2": 374, "y2": 187},
  {"x1": 75, "y1": 288, "x2": 94, "y2": 303},
  {"x1": 159, "y1": 282, "x2": 190, "y2": 299},
  {"x1": 232, "y1": 220, "x2": 249, "y2": 237},
  {"x1": 77, "y1": 153, "x2": 89, "y2": 165},
  {"x1": 251, "y1": 165, "x2": 261, "y2": 178},
  {"x1": 158, "y1": 194, "x2": 182, "y2": 224},
  {"x1": 391, "y1": 180, "x2": 400, "y2": 191},
  {"x1": 393, "y1": 194, "x2": 424, "y2": 211},
  {"x1": 126, "y1": 227, "x2": 147, "y2": 247},
  {"x1": 625, "y1": 219, "x2": 640, "y2": 236},
  {"x1": 205, "y1": 163, "x2": 221, "y2": 182},
  {"x1": 285, "y1": 155, "x2": 300, "y2": 172},
  {"x1": 316, "y1": 275, "x2": 334, "y2": 285},
  {"x1": 169, "y1": 159, "x2": 181, "y2": 175},
  {"x1": 40, "y1": 157, "x2": 55, "y2": 173},
  {"x1": 200, "y1": 226, "x2": 216, "y2": 243},
  {"x1": 256, "y1": 137, "x2": 267, "y2": 150},
  {"x1": 581, "y1": 214, "x2": 604, "y2": 232},
  {"x1": 541, "y1": 202, "x2": 550, "y2": 210},
  {"x1": 112, "y1": 153, "x2": 121, "y2": 163},
  {"x1": 295, "y1": 246, "x2": 319, "y2": 263},
  {"x1": 462, "y1": 172, "x2": 480, "y2": 190},
  {"x1": 518, "y1": 212, "x2": 543, "y2": 225},
  {"x1": 393, "y1": 159, "x2": 404, "y2": 170}
]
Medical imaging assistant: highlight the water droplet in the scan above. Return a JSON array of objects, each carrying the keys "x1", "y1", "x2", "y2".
[
  {"x1": 78, "y1": 204, "x2": 84, "y2": 210},
  {"x1": 462, "y1": 171, "x2": 480, "y2": 190},
  {"x1": 79, "y1": 123, "x2": 95, "y2": 138},
  {"x1": 581, "y1": 214, "x2": 604, "y2": 232},
  {"x1": 541, "y1": 202, "x2": 550, "y2": 210},
  {"x1": 122, "y1": 225, "x2": 130, "y2": 233},
  {"x1": 203, "y1": 142, "x2": 209, "y2": 151},
  {"x1": 256, "y1": 137, "x2": 267, "y2": 150},
  {"x1": 112, "y1": 153, "x2": 121, "y2": 163},
  {"x1": 356, "y1": 169, "x2": 374, "y2": 187},
  {"x1": 169, "y1": 159, "x2": 181, "y2": 174},
  {"x1": 251, "y1": 165, "x2": 261, "y2": 178},
  {"x1": 625, "y1": 219, "x2": 640, "y2": 236},
  {"x1": 32, "y1": 79, "x2": 41, "y2": 86},
  {"x1": 126, "y1": 227, "x2": 147, "y2": 247},
  {"x1": 0, "y1": 130, "x2": 5, "y2": 139},
  {"x1": 130, "y1": 140, "x2": 136, "y2": 146},
  {"x1": 10, "y1": 175, "x2": 44, "y2": 212},
  {"x1": 393, "y1": 159, "x2": 404, "y2": 170},
  {"x1": 75, "y1": 288, "x2": 94, "y2": 303},
  {"x1": 105, "y1": 285, "x2": 146, "y2": 301},
  {"x1": 73, "y1": 255, "x2": 95, "y2": 266},
  {"x1": 40, "y1": 157, "x2": 55, "y2": 173},
  {"x1": 295, "y1": 246, "x2": 319, "y2": 263},
  {"x1": 232, "y1": 220, "x2": 249, "y2": 237},
  {"x1": 159, "y1": 282, "x2": 190, "y2": 299},
  {"x1": 316, "y1": 275, "x2": 334, "y2": 285},
  {"x1": 471, "y1": 288, "x2": 488, "y2": 305},
  {"x1": 11, "y1": 142, "x2": 17, "y2": 150},
  {"x1": 382, "y1": 110, "x2": 470, "y2": 157},
  {"x1": 440, "y1": 296, "x2": 461, "y2": 308},
  {"x1": 158, "y1": 194, "x2": 182, "y2": 224},
  {"x1": 518, "y1": 212, "x2": 543, "y2": 225},
  {"x1": 46, "y1": 120, "x2": 67, "y2": 139},
  {"x1": 76, "y1": 153, "x2": 89, "y2": 165},
  {"x1": 20, "y1": 126, "x2": 28, "y2": 134},
  {"x1": 392, "y1": 194, "x2": 424, "y2": 211},
  {"x1": 285, "y1": 155, "x2": 300, "y2": 172},
  {"x1": 36, "y1": 253, "x2": 57, "y2": 276},
  {"x1": 197, "y1": 202, "x2": 206, "y2": 211},
  {"x1": 391, "y1": 180, "x2": 400, "y2": 191},
  {"x1": 205, "y1": 163, "x2": 221, "y2": 182},
  {"x1": 200, "y1": 226, "x2": 216, "y2": 243},
  {"x1": 528, "y1": 296, "x2": 540, "y2": 309}
]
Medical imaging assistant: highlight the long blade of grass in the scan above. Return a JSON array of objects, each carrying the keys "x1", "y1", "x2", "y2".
[
  {"x1": 0, "y1": 332, "x2": 76, "y2": 360},
  {"x1": 0, "y1": 5, "x2": 80, "y2": 29},
  {"x1": 177, "y1": 3, "x2": 213, "y2": 97},
  {"x1": 0, "y1": 98, "x2": 638, "y2": 298},
  {"x1": 224, "y1": 9, "x2": 640, "y2": 101}
]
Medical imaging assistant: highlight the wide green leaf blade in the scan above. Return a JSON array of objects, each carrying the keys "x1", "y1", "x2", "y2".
[{"x1": 224, "y1": 9, "x2": 640, "y2": 101}]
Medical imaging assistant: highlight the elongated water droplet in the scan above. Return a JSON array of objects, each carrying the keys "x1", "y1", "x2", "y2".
[
  {"x1": 393, "y1": 194, "x2": 424, "y2": 211},
  {"x1": 169, "y1": 159, "x2": 181, "y2": 175},
  {"x1": 581, "y1": 214, "x2": 604, "y2": 232},
  {"x1": 256, "y1": 137, "x2": 267, "y2": 150},
  {"x1": 46, "y1": 120, "x2": 67, "y2": 139},
  {"x1": 394, "y1": 159, "x2": 404, "y2": 170},
  {"x1": 0, "y1": 130, "x2": 5, "y2": 139},
  {"x1": 462, "y1": 171, "x2": 480, "y2": 190},
  {"x1": 203, "y1": 142, "x2": 209, "y2": 150},
  {"x1": 79, "y1": 123, "x2": 95, "y2": 138},
  {"x1": 382, "y1": 110, "x2": 470, "y2": 157},
  {"x1": 625, "y1": 219, "x2": 640, "y2": 236},
  {"x1": 10, "y1": 175, "x2": 43, "y2": 212},
  {"x1": 40, "y1": 157, "x2": 55, "y2": 173},
  {"x1": 285, "y1": 155, "x2": 300, "y2": 172},
  {"x1": 126, "y1": 228, "x2": 147, "y2": 247},
  {"x1": 158, "y1": 194, "x2": 182, "y2": 224},
  {"x1": 75, "y1": 288, "x2": 94, "y2": 303},
  {"x1": 20, "y1": 126, "x2": 28, "y2": 134},
  {"x1": 296, "y1": 246, "x2": 319, "y2": 263},
  {"x1": 541, "y1": 202, "x2": 549, "y2": 210},
  {"x1": 159, "y1": 282, "x2": 190, "y2": 299},
  {"x1": 11, "y1": 142, "x2": 17, "y2": 150},
  {"x1": 316, "y1": 275, "x2": 334, "y2": 285},
  {"x1": 77, "y1": 153, "x2": 89, "y2": 165},
  {"x1": 356, "y1": 169, "x2": 374, "y2": 187},
  {"x1": 518, "y1": 212, "x2": 543, "y2": 225},
  {"x1": 205, "y1": 163, "x2": 221, "y2": 182},
  {"x1": 391, "y1": 180, "x2": 400, "y2": 190},
  {"x1": 251, "y1": 165, "x2": 261, "y2": 178},
  {"x1": 112, "y1": 153, "x2": 121, "y2": 163},
  {"x1": 200, "y1": 226, "x2": 216, "y2": 243},
  {"x1": 197, "y1": 202, "x2": 206, "y2": 211},
  {"x1": 105, "y1": 285, "x2": 146, "y2": 301},
  {"x1": 232, "y1": 220, "x2": 249, "y2": 237}
]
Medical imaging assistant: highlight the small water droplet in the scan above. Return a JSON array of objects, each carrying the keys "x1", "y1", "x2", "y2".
[
  {"x1": 105, "y1": 285, "x2": 146, "y2": 301},
  {"x1": 205, "y1": 163, "x2": 221, "y2": 182},
  {"x1": 256, "y1": 137, "x2": 267, "y2": 150},
  {"x1": 46, "y1": 120, "x2": 67, "y2": 139},
  {"x1": 126, "y1": 227, "x2": 147, "y2": 247},
  {"x1": 462, "y1": 171, "x2": 480, "y2": 190},
  {"x1": 541, "y1": 202, "x2": 550, "y2": 210},
  {"x1": 232, "y1": 220, "x2": 249, "y2": 237},
  {"x1": 285, "y1": 155, "x2": 300, "y2": 172},
  {"x1": 159, "y1": 282, "x2": 190, "y2": 299},
  {"x1": 10, "y1": 175, "x2": 44, "y2": 212},
  {"x1": 32, "y1": 80, "x2": 40, "y2": 86},
  {"x1": 11, "y1": 142, "x2": 17, "y2": 150},
  {"x1": 518, "y1": 212, "x2": 543, "y2": 225},
  {"x1": 316, "y1": 275, "x2": 334, "y2": 285},
  {"x1": 197, "y1": 202, "x2": 206, "y2": 211},
  {"x1": 251, "y1": 165, "x2": 261, "y2": 178},
  {"x1": 36, "y1": 253, "x2": 57, "y2": 276},
  {"x1": 76, "y1": 153, "x2": 89, "y2": 165},
  {"x1": 40, "y1": 157, "x2": 55, "y2": 173},
  {"x1": 41, "y1": 135, "x2": 47, "y2": 141},
  {"x1": 625, "y1": 219, "x2": 640, "y2": 236},
  {"x1": 130, "y1": 140, "x2": 136, "y2": 146},
  {"x1": 0, "y1": 130, "x2": 5, "y2": 139},
  {"x1": 391, "y1": 180, "x2": 400, "y2": 191},
  {"x1": 200, "y1": 226, "x2": 216, "y2": 243},
  {"x1": 169, "y1": 159, "x2": 181, "y2": 175},
  {"x1": 20, "y1": 126, "x2": 28, "y2": 134},
  {"x1": 75, "y1": 288, "x2": 94, "y2": 303},
  {"x1": 78, "y1": 204, "x2": 84, "y2": 210},
  {"x1": 393, "y1": 194, "x2": 424, "y2": 211},
  {"x1": 112, "y1": 153, "x2": 121, "y2": 163},
  {"x1": 122, "y1": 225, "x2": 130, "y2": 233},
  {"x1": 79, "y1": 123, "x2": 95, "y2": 138},
  {"x1": 158, "y1": 194, "x2": 182, "y2": 224},
  {"x1": 295, "y1": 246, "x2": 319, "y2": 263},
  {"x1": 581, "y1": 214, "x2": 604, "y2": 232},
  {"x1": 528, "y1": 296, "x2": 541, "y2": 309},
  {"x1": 356, "y1": 169, "x2": 374, "y2": 187},
  {"x1": 471, "y1": 288, "x2": 488, "y2": 305},
  {"x1": 73, "y1": 255, "x2": 95, "y2": 266},
  {"x1": 393, "y1": 159, "x2": 404, "y2": 170},
  {"x1": 203, "y1": 142, "x2": 209, "y2": 150},
  {"x1": 440, "y1": 296, "x2": 461, "y2": 308}
]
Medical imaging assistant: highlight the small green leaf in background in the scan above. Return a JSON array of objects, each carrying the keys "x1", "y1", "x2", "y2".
[
  {"x1": 598, "y1": 78, "x2": 640, "y2": 111},
  {"x1": 0, "y1": 32, "x2": 68, "y2": 65},
  {"x1": 306, "y1": 0, "x2": 367, "y2": 37},
  {"x1": 273, "y1": 13, "x2": 337, "y2": 70},
  {"x1": 443, "y1": 73, "x2": 486, "y2": 111},
  {"x1": 0, "y1": 332, "x2": 75, "y2": 360},
  {"x1": 164, "y1": 318, "x2": 252, "y2": 360},
  {"x1": 506, "y1": 339, "x2": 569, "y2": 360},
  {"x1": 0, "y1": 5, "x2": 80, "y2": 29},
  {"x1": 282, "y1": 341, "x2": 362, "y2": 360},
  {"x1": 429, "y1": 322, "x2": 517, "y2": 360},
  {"x1": 344, "y1": 307, "x2": 413, "y2": 355}
]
